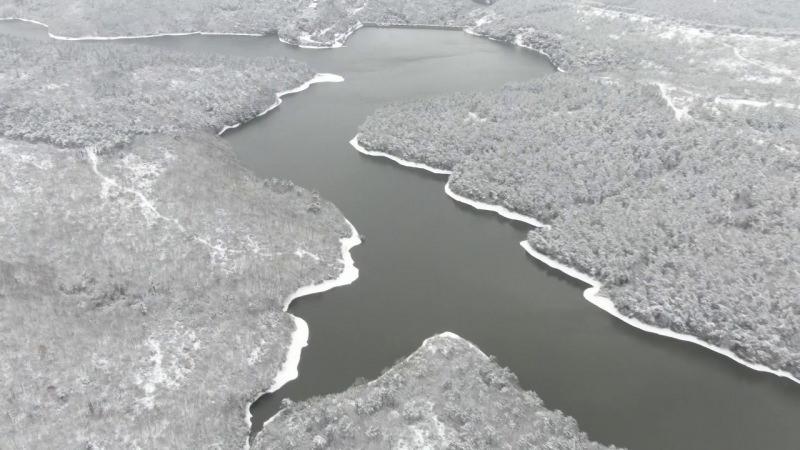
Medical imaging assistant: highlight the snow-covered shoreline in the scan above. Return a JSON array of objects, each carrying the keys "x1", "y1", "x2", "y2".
[
  {"x1": 219, "y1": 73, "x2": 344, "y2": 136},
  {"x1": 349, "y1": 135, "x2": 451, "y2": 174},
  {"x1": 350, "y1": 135, "x2": 800, "y2": 386},
  {"x1": 243, "y1": 220, "x2": 361, "y2": 449},
  {"x1": 280, "y1": 220, "x2": 361, "y2": 313},
  {"x1": 351, "y1": 134, "x2": 547, "y2": 227},
  {"x1": 206, "y1": 73, "x2": 356, "y2": 448},
  {"x1": 444, "y1": 182, "x2": 548, "y2": 228},
  {"x1": 1, "y1": 17, "x2": 562, "y2": 70},
  {"x1": 463, "y1": 27, "x2": 565, "y2": 72},
  {"x1": 0, "y1": 17, "x2": 263, "y2": 40},
  {"x1": 520, "y1": 241, "x2": 800, "y2": 385}
]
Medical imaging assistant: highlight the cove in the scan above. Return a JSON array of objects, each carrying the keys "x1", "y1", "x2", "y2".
[{"x1": 3, "y1": 23, "x2": 800, "y2": 450}]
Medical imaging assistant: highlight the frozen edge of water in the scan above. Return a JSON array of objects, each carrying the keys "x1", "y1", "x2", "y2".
[
  {"x1": 225, "y1": 74, "x2": 353, "y2": 448},
  {"x1": 520, "y1": 241, "x2": 800, "y2": 386},
  {"x1": 349, "y1": 135, "x2": 451, "y2": 175},
  {"x1": 351, "y1": 134, "x2": 548, "y2": 228},
  {"x1": 463, "y1": 27, "x2": 566, "y2": 73},
  {"x1": 0, "y1": 17, "x2": 264, "y2": 39},
  {"x1": 0, "y1": 17, "x2": 562, "y2": 71},
  {"x1": 220, "y1": 73, "x2": 344, "y2": 136},
  {"x1": 244, "y1": 221, "x2": 361, "y2": 449},
  {"x1": 349, "y1": 135, "x2": 800, "y2": 387},
  {"x1": 0, "y1": 20, "x2": 356, "y2": 443}
]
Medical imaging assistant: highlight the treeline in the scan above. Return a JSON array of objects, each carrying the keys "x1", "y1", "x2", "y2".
[
  {"x1": 359, "y1": 73, "x2": 800, "y2": 378},
  {"x1": 0, "y1": 130, "x2": 351, "y2": 448},
  {"x1": 0, "y1": 34, "x2": 312, "y2": 150}
]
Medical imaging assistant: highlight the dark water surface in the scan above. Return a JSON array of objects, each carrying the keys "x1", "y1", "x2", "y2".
[{"x1": 4, "y1": 22, "x2": 800, "y2": 450}]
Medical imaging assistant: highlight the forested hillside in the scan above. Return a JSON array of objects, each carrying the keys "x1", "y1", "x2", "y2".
[
  {"x1": 358, "y1": 74, "x2": 800, "y2": 378},
  {"x1": 256, "y1": 333, "x2": 620, "y2": 449},
  {"x1": 0, "y1": 36, "x2": 352, "y2": 448},
  {"x1": 0, "y1": 35, "x2": 312, "y2": 150}
]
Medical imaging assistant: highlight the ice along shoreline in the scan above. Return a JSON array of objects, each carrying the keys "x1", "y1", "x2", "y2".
[
  {"x1": 210, "y1": 72, "x2": 359, "y2": 448},
  {"x1": 219, "y1": 73, "x2": 344, "y2": 136},
  {"x1": 0, "y1": 17, "x2": 564, "y2": 71},
  {"x1": 243, "y1": 221, "x2": 361, "y2": 449},
  {"x1": 349, "y1": 134, "x2": 800, "y2": 386}
]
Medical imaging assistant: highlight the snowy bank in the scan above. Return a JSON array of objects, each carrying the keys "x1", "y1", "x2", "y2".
[
  {"x1": 520, "y1": 241, "x2": 800, "y2": 385},
  {"x1": 349, "y1": 135, "x2": 451, "y2": 175},
  {"x1": 0, "y1": 17, "x2": 262, "y2": 40},
  {"x1": 350, "y1": 135, "x2": 800, "y2": 386},
  {"x1": 219, "y1": 73, "x2": 344, "y2": 136},
  {"x1": 464, "y1": 26, "x2": 565, "y2": 72},
  {"x1": 351, "y1": 135, "x2": 546, "y2": 227},
  {"x1": 444, "y1": 181, "x2": 548, "y2": 228},
  {"x1": 243, "y1": 220, "x2": 361, "y2": 449},
  {"x1": 1, "y1": 17, "x2": 562, "y2": 69}
]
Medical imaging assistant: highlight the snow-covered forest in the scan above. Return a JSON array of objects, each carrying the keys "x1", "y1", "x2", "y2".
[
  {"x1": 0, "y1": 36, "x2": 351, "y2": 448},
  {"x1": 0, "y1": 35, "x2": 312, "y2": 150},
  {"x1": 256, "y1": 333, "x2": 620, "y2": 449},
  {"x1": 359, "y1": 71, "x2": 800, "y2": 378}
]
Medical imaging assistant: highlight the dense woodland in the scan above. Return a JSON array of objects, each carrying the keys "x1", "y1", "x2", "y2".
[
  {"x1": 0, "y1": 35, "x2": 312, "y2": 150},
  {"x1": 1, "y1": 0, "x2": 799, "y2": 446},
  {"x1": 355, "y1": 0, "x2": 800, "y2": 380},
  {"x1": 256, "y1": 333, "x2": 619, "y2": 449},
  {"x1": 360, "y1": 74, "x2": 800, "y2": 377},
  {"x1": 0, "y1": 35, "x2": 350, "y2": 448},
  {"x1": 475, "y1": 0, "x2": 800, "y2": 106}
]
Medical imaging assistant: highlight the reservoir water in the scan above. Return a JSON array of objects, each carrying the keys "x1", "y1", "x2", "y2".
[{"x1": 3, "y1": 22, "x2": 800, "y2": 450}]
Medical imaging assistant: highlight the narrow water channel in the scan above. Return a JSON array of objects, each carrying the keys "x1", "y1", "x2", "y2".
[{"x1": 4, "y1": 22, "x2": 800, "y2": 450}]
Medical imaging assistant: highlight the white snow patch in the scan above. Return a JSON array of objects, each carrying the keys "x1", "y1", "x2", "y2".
[
  {"x1": 465, "y1": 111, "x2": 488, "y2": 123},
  {"x1": 281, "y1": 21, "x2": 364, "y2": 49},
  {"x1": 265, "y1": 315, "x2": 309, "y2": 393},
  {"x1": 714, "y1": 96, "x2": 799, "y2": 110},
  {"x1": 654, "y1": 82, "x2": 692, "y2": 120},
  {"x1": 135, "y1": 330, "x2": 198, "y2": 409},
  {"x1": 294, "y1": 248, "x2": 321, "y2": 261},
  {"x1": 474, "y1": 14, "x2": 495, "y2": 27}
]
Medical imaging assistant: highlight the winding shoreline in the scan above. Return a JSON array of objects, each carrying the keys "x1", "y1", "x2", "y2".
[
  {"x1": 213, "y1": 75, "x2": 357, "y2": 448},
  {"x1": 242, "y1": 222, "x2": 361, "y2": 449},
  {"x1": 219, "y1": 73, "x2": 344, "y2": 136},
  {"x1": 349, "y1": 134, "x2": 800, "y2": 387},
  {"x1": 349, "y1": 135, "x2": 451, "y2": 174},
  {"x1": 0, "y1": 17, "x2": 264, "y2": 40},
  {"x1": 350, "y1": 134, "x2": 548, "y2": 227},
  {"x1": 0, "y1": 17, "x2": 563, "y2": 71},
  {"x1": 463, "y1": 27, "x2": 566, "y2": 73}
]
